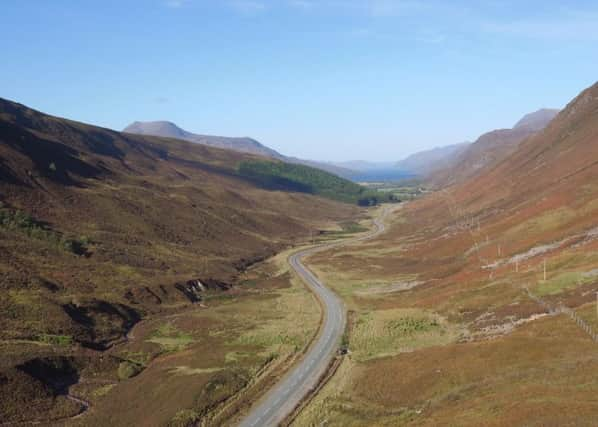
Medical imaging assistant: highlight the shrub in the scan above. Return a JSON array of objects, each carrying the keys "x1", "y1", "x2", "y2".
[
  {"x1": 0, "y1": 206, "x2": 89, "y2": 255},
  {"x1": 117, "y1": 361, "x2": 143, "y2": 380},
  {"x1": 36, "y1": 334, "x2": 72, "y2": 346}
]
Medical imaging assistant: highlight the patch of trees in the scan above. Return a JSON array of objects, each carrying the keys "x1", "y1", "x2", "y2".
[{"x1": 237, "y1": 160, "x2": 399, "y2": 205}]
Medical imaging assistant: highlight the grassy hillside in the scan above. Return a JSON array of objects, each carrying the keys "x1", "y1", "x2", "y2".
[
  {"x1": 0, "y1": 98, "x2": 361, "y2": 424},
  {"x1": 237, "y1": 159, "x2": 397, "y2": 205}
]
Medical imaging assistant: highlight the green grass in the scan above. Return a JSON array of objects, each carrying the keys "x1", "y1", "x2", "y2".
[
  {"x1": 91, "y1": 384, "x2": 116, "y2": 398},
  {"x1": 147, "y1": 323, "x2": 194, "y2": 352},
  {"x1": 168, "y1": 409, "x2": 200, "y2": 427},
  {"x1": 360, "y1": 182, "x2": 425, "y2": 201},
  {"x1": 237, "y1": 160, "x2": 398, "y2": 205},
  {"x1": 322, "y1": 221, "x2": 369, "y2": 238},
  {"x1": 35, "y1": 334, "x2": 72, "y2": 346},
  {"x1": 350, "y1": 308, "x2": 461, "y2": 361},
  {"x1": 385, "y1": 317, "x2": 440, "y2": 336},
  {"x1": 535, "y1": 271, "x2": 594, "y2": 296}
]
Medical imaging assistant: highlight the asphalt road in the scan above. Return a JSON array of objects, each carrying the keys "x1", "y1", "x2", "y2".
[{"x1": 239, "y1": 207, "x2": 390, "y2": 427}]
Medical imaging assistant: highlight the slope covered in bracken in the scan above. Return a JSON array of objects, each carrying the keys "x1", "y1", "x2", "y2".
[
  {"x1": 443, "y1": 83, "x2": 598, "y2": 242},
  {"x1": 296, "y1": 82, "x2": 598, "y2": 426},
  {"x1": 392, "y1": 82, "x2": 598, "y2": 299}
]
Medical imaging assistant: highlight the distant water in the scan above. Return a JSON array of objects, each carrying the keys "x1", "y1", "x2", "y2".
[{"x1": 349, "y1": 169, "x2": 416, "y2": 183}]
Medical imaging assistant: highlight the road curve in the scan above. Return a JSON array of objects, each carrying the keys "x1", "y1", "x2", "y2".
[{"x1": 239, "y1": 207, "x2": 391, "y2": 427}]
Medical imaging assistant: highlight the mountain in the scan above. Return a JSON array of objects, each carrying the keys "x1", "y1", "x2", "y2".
[
  {"x1": 513, "y1": 108, "x2": 560, "y2": 132},
  {"x1": 453, "y1": 87, "x2": 595, "y2": 214},
  {"x1": 395, "y1": 142, "x2": 470, "y2": 176},
  {"x1": 123, "y1": 120, "x2": 283, "y2": 159},
  {"x1": 282, "y1": 156, "x2": 357, "y2": 179},
  {"x1": 399, "y1": 83, "x2": 598, "y2": 273},
  {"x1": 123, "y1": 121, "x2": 357, "y2": 179},
  {"x1": 429, "y1": 108, "x2": 559, "y2": 186}
]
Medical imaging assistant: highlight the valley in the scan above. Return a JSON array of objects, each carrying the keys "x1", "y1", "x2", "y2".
[
  {"x1": 2, "y1": 82, "x2": 598, "y2": 426},
  {"x1": 2, "y1": 5, "x2": 598, "y2": 423},
  {"x1": 0, "y1": 98, "x2": 372, "y2": 425},
  {"x1": 290, "y1": 83, "x2": 598, "y2": 426}
]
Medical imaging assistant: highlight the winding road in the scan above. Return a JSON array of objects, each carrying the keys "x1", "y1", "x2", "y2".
[{"x1": 239, "y1": 206, "x2": 391, "y2": 427}]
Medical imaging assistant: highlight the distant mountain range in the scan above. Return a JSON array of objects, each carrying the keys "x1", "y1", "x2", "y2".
[
  {"x1": 124, "y1": 108, "x2": 560, "y2": 187},
  {"x1": 395, "y1": 142, "x2": 471, "y2": 176},
  {"x1": 123, "y1": 121, "x2": 356, "y2": 179},
  {"x1": 393, "y1": 108, "x2": 559, "y2": 186},
  {"x1": 428, "y1": 108, "x2": 559, "y2": 186},
  {"x1": 330, "y1": 160, "x2": 398, "y2": 171}
]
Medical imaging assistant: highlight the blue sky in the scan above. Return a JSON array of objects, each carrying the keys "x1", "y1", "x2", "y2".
[{"x1": 2, "y1": 1, "x2": 598, "y2": 161}]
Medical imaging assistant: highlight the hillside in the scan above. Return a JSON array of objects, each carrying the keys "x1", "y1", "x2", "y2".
[
  {"x1": 295, "y1": 82, "x2": 598, "y2": 426},
  {"x1": 395, "y1": 142, "x2": 470, "y2": 176},
  {"x1": 513, "y1": 108, "x2": 560, "y2": 131},
  {"x1": 123, "y1": 120, "x2": 357, "y2": 179},
  {"x1": 237, "y1": 160, "x2": 397, "y2": 205},
  {"x1": 430, "y1": 108, "x2": 559, "y2": 186},
  {"x1": 0, "y1": 98, "x2": 362, "y2": 423}
]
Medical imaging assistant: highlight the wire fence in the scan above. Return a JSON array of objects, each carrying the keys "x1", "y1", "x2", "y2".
[
  {"x1": 524, "y1": 286, "x2": 598, "y2": 343},
  {"x1": 440, "y1": 189, "x2": 598, "y2": 344}
]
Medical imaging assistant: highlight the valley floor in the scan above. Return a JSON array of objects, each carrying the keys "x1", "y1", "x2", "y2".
[
  {"x1": 66, "y1": 245, "x2": 323, "y2": 427},
  {"x1": 293, "y1": 204, "x2": 598, "y2": 427}
]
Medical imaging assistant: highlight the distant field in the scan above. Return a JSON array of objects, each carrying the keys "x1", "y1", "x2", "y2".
[{"x1": 359, "y1": 180, "x2": 426, "y2": 202}]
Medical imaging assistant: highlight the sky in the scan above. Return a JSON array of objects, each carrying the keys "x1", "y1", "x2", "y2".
[{"x1": 2, "y1": 1, "x2": 598, "y2": 161}]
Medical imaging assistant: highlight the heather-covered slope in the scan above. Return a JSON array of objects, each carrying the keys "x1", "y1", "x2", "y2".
[
  {"x1": 0, "y1": 98, "x2": 361, "y2": 423},
  {"x1": 296, "y1": 82, "x2": 598, "y2": 426},
  {"x1": 430, "y1": 108, "x2": 559, "y2": 186},
  {"x1": 0, "y1": 97, "x2": 360, "y2": 343}
]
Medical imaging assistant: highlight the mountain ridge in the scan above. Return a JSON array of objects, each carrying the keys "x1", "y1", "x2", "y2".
[
  {"x1": 428, "y1": 108, "x2": 559, "y2": 186},
  {"x1": 395, "y1": 142, "x2": 471, "y2": 176},
  {"x1": 123, "y1": 120, "x2": 357, "y2": 179}
]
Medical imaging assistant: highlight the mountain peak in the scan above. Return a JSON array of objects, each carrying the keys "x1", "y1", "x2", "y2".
[
  {"x1": 123, "y1": 120, "x2": 189, "y2": 139},
  {"x1": 123, "y1": 120, "x2": 282, "y2": 159},
  {"x1": 513, "y1": 108, "x2": 560, "y2": 132}
]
